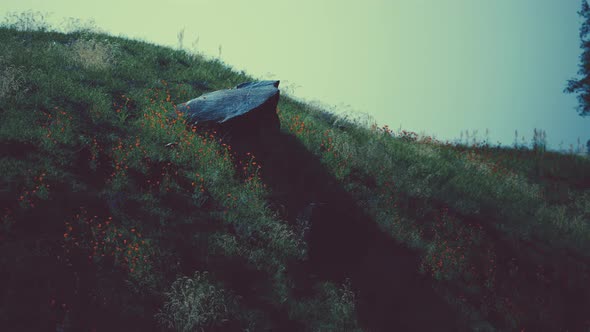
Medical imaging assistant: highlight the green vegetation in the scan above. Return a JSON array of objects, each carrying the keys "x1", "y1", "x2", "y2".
[{"x1": 1, "y1": 12, "x2": 590, "y2": 331}]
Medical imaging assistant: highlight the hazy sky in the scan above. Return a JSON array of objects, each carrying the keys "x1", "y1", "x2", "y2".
[{"x1": 2, "y1": 0, "x2": 589, "y2": 152}]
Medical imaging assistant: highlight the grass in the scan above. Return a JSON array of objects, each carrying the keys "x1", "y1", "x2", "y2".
[
  {"x1": 278, "y1": 100, "x2": 590, "y2": 330},
  {"x1": 1, "y1": 11, "x2": 590, "y2": 331}
]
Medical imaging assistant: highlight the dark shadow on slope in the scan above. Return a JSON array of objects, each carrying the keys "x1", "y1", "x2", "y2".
[
  {"x1": 226, "y1": 129, "x2": 463, "y2": 332},
  {"x1": 396, "y1": 191, "x2": 590, "y2": 331}
]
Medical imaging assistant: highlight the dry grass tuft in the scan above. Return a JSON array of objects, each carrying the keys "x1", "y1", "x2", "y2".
[
  {"x1": 70, "y1": 38, "x2": 117, "y2": 71},
  {"x1": 0, "y1": 57, "x2": 26, "y2": 101}
]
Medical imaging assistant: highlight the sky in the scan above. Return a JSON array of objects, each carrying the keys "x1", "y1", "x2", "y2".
[{"x1": 2, "y1": 0, "x2": 589, "y2": 153}]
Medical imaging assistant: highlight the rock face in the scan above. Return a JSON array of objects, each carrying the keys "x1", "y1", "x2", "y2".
[{"x1": 173, "y1": 80, "x2": 281, "y2": 136}]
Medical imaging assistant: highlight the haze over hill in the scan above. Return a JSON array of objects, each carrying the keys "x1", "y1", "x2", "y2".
[{"x1": 1, "y1": 0, "x2": 589, "y2": 153}]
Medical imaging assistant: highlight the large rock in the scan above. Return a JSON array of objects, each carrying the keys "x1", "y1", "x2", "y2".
[{"x1": 173, "y1": 80, "x2": 281, "y2": 136}]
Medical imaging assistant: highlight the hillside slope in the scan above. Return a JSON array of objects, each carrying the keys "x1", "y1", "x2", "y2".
[{"x1": 1, "y1": 20, "x2": 590, "y2": 331}]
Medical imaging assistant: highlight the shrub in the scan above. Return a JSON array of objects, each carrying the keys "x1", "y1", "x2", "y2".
[
  {"x1": 156, "y1": 271, "x2": 240, "y2": 331},
  {"x1": 290, "y1": 279, "x2": 362, "y2": 332}
]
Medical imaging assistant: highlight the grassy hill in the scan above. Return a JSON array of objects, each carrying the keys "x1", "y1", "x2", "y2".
[{"x1": 1, "y1": 15, "x2": 590, "y2": 331}]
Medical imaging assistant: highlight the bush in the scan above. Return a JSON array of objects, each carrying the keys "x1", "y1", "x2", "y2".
[
  {"x1": 290, "y1": 279, "x2": 362, "y2": 332},
  {"x1": 156, "y1": 271, "x2": 240, "y2": 331}
]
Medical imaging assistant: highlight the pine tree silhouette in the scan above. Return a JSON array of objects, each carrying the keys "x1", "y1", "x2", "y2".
[{"x1": 565, "y1": 0, "x2": 590, "y2": 117}]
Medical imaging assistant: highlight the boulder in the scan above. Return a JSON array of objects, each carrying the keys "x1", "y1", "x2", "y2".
[{"x1": 173, "y1": 80, "x2": 281, "y2": 136}]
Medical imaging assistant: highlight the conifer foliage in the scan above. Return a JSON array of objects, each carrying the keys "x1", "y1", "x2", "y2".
[{"x1": 566, "y1": 0, "x2": 590, "y2": 117}]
